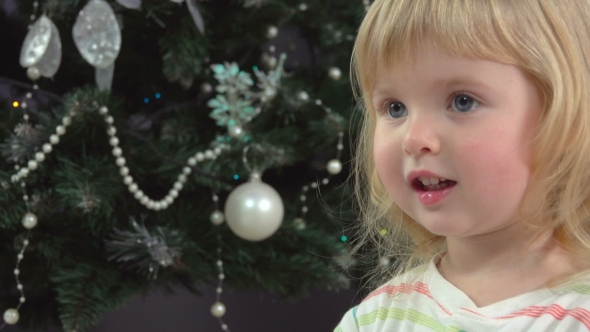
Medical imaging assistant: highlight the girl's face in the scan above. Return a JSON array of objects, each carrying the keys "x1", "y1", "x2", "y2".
[{"x1": 372, "y1": 42, "x2": 541, "y2": 238}]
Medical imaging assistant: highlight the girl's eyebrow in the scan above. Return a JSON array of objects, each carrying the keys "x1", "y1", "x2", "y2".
[
  {"x1": 437, "y1": 76, "x2": 494, "y2": 91},
  {"x1": 371, "y1": 75, "x2": 493, "y2": 100}
]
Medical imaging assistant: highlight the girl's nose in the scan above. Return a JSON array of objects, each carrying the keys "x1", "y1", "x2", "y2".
[{"x1": 401, "y1": 117, "x2": 441, "y2": 156}]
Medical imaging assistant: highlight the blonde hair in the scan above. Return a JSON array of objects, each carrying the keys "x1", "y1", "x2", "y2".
[{"x1": 350, "y1": 0, "x2": 590, "y2": 287}]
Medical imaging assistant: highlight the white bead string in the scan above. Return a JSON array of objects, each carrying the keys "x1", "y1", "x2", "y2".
[
  {"x1": 1, "y1": 177, "x2": 38, "y2": 329},
  {"x1": 292, "y1": 98, "x2": 344, "y2": 230},
  {"x1": 10, "y1": 103, "x2": 229, "y2": 211},
  {"x1": 29, "y1": 1, "x2": 39, "y2": 22},
  {"x1": 210, "y1": 242, "x2": 230, "y2": 331},
  {"x1": 210, "y1": 192, "x2": 225, "y2": 227},
  {"x1": 2, "y1": 25, "x2": 44, "y2": 325}
]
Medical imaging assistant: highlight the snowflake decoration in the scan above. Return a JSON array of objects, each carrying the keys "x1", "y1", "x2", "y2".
[
  {"x1": 207, "y1": 94, "x2": 258, "y2": 127},
  {"x1": 105, "y1": 217, "x2": 184, "y2": 280},
  {"x1": 211, "y1": 62, "x2": 254, "y2": 95},
  {"x1": 253, "y1": 53, "x2": 287, "y2": 102},
  {"x1": 208, "y1": 54, "x2": 288, "y2": 130}
]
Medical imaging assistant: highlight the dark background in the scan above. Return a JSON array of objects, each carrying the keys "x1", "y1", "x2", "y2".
[{"x1": 0, "y1": 0, "x2": 361, "y2": 331}]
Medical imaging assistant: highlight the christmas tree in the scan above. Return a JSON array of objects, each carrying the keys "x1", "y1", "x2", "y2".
[{"x1": 0, "y1": 0, "x2": 366, "y2": 330}]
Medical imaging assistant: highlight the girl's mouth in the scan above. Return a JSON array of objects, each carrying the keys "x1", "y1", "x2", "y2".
[
  {"x1": 412, "y1": 177, "x2": 457, "y2": 192},
  {"x1": 411, "y1": 177, "x2": 457, "y2": 205}
]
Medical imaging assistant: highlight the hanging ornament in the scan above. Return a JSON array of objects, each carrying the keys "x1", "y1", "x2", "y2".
[
  {"x1": 72, "y1": 0, "x2": 122, "y2": 91},
  {"x1": 224, "y1": 146, "x2": 283, "y2": 241},
  {"x1": 224, "y1": 172, "x2": 284, "y2": 241},
  {"x1": 19, "y1": 14, "x2": 62, "y2": 80},
  {"x1": 115, "y1": 0, "x2": 141, "y2": 9}
]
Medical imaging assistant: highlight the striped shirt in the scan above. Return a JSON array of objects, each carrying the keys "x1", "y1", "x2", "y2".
[{"x1": 335, "y1": 258, "x2": 590, "y2": 331}]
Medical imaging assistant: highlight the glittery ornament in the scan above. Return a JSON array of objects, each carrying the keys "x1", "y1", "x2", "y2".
[
  {"x1": 19, "y1": 15, "x2": 62, "y2": 79},
  {"x1": 72, "y1": 0, "x2": 121, "y2": 90}
]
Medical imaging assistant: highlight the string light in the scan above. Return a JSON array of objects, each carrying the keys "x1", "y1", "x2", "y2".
[{"x1": 12, "y1": 101, "x2": 19, "y2": 108}]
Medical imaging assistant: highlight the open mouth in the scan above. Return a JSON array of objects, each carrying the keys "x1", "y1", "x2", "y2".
[{"x1": 412, "y1": 177, "x2": 457, "y2": 192}]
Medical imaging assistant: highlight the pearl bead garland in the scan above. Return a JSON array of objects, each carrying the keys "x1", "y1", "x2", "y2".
[
  {"x1": 3, "y1": 29, "x2": 44, "y2": 326},
  {"x1": 211, "y1": 244, "x2": 231, "y2": 331},
  {"x1": 2, "y1": 180, "x2": 36, "y2": 328},
  {"x1": 289, "y1": 94, "x2": 345, "y2": 230},
  {"x1": 10, "y1": 103, "x2": 228, "y2": 211}
]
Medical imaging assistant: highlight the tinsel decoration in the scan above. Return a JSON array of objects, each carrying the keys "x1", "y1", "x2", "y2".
[{"x1": 105, "y1": 217, "x2": 184, "y2": 280}]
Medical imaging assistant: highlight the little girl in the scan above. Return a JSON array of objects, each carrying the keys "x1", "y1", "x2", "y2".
[{"x1": 336, "y1": 0, "x2": 590, "y2": 331}]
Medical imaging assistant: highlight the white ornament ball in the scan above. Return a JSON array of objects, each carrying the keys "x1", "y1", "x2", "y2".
[
  {"x1": 3, "y1": 308, "x2": 19, "y2": 325},
  {"x1": 224, "y1": 178, "x2": 284, "y2": 241},
  {"x1": 228, "y1": 125, "x2": 244, "y2": 139},
  {"x1": 327, "y1": 159, "x2": 342, "y2": 175},
  {"x1": 210, "y1": 302, "x2": 226, "y2": 318},
  {"x1": 26, "y1": 66, "x2": 41, "y2": 81},
  {"x1": 328, "y1": 67, "x2": 342, "y2": 81},
  {"x1": 210, "y1": 210, "x2": 225, "y2": 226},
  {"x1": 22, "y1": 212, "x2": 38, "y2": 229},
  {"x1": 266, "y1": 25, "x2": 279, "y2": 39}
]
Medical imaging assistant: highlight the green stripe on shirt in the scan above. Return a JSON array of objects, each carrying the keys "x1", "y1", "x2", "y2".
[{"x1": 356, "y1": 307, "x2": 464, "y2": 332}]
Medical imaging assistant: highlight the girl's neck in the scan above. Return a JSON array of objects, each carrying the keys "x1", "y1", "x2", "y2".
[
  {"x1": 437, "y1": 224, "x2": 578, "y2": 307},
  {"x1": 442, "y1": 222, "x2": 553, "y2": 275}
]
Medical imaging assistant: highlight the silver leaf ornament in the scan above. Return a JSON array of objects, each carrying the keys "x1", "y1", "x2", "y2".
[
  {"x1": 36, "y1": 20, "x2": 62, "y2": 78},
  {"x1": 72, "y1": 0, "x2": 122, "y2": 69},
  {"x1": 96, "y1": 63, "x2": 115, "y2": 91},
  {"x1": 186, "y1": 0, "x2": 205, "y2": 34},
  {"x1": 20, "y1": 15, "x2": 51, "y2": 67},
  {"x1": 19, "y1": 15, "x2": 62, "y2": 78},
  {"x1": 115, "y1": 0, "x2": 141, "y2": 9}
]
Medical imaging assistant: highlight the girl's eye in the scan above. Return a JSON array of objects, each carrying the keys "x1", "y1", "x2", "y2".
[
  {"x1": 386, "y1": 101, "x2": 408, "y2": 118},
  {"x1": 451, "y1": 94, "x2": 479, "y2": 113}
]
